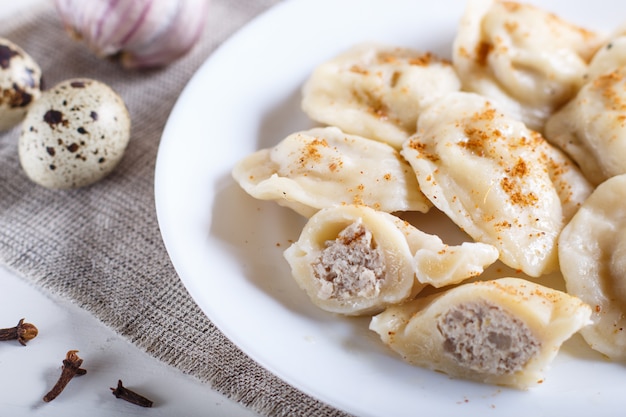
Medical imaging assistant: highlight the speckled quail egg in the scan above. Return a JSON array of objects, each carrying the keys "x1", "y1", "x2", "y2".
[
  {"x1": 0, "y1": 37, "x2": 42, "y2": 131},
  {"x1": 18, "y1": 78, "x2": 131, "y2": 189}
]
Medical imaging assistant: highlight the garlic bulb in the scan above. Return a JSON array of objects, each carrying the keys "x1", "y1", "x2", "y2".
[{"x1": 54, "y1": 0, "x2": 210, "y2": 69}]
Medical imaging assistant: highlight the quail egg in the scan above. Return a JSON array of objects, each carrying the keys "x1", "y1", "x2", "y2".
[
  {"x1": 18, "y1": 78, "x2": 131, "y2": 189},
  {"x1": 0, "y1": 37, "x2": 43, "y2": 131}
]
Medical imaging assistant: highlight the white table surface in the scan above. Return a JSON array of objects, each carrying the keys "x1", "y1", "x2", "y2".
[
  {"x1": 0, "y1": 266, "x2": 260, "y2": 417},
  {"x1": 0, "y1": 1, "x2": 260, "y2": 416}
]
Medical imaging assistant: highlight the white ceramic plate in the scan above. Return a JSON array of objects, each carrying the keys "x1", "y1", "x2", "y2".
[{"x1": 155, "y1": 1, "x2": 624, "y2": 415}]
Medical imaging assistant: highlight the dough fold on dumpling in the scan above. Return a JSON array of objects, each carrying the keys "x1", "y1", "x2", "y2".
[
  {"x1": 301, "y1": 43, "x2": 461, "y2": 149},
  {"x1": 389, "y1": 215, "x2": 499, "y2": 288},
  {"x1": 232, "y1": 126, "x2": 431, "y2": 217},
  {"x1": 559, "y1": 174, "x2": 626, "y2": 361},
  {"x1": 401, "y1": 92, "x2": 592, "y2": 277},
  {"x1": 370, "y1": 277, "x2": 591, "y2": 389},
  {"x1": 452, "y1": 0, "x2": 605, "y2": 131},
  {"x1": 283, "y1": 205, "x2": 499, "y2": 315},
  {"x1": 545, "y1": 66, "x2": 626, "y2": 186}
]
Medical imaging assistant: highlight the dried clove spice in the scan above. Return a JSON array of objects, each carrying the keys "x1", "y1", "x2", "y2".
[
  {"x1": 43, "y1": 350, "x2": 87, "y2": 402},
  {"x1": 111, "y1": 380, "x2": 154, "y2": 408},
  {"x1": 0, "y1": 318, "x2": 38, "y2": 346}
]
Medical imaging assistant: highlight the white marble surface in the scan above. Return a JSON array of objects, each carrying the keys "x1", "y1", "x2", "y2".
[
  {"x1": 0, "y1": 1, "x2": 259, "y2": 416},
  {"x1": 0, "y1": 265, "x2": 259, "y2": 416}
]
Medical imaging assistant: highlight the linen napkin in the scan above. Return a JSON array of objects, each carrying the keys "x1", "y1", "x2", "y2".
[{"x1": 0, "y1": 1, "x2": 349, "y2": 416}]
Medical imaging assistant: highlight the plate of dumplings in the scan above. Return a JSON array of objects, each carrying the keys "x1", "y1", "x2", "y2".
[{"x1": 155, "y1": 0, "x2": 626, "y2": 415}]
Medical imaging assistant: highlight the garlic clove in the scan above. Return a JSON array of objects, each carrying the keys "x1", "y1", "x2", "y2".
[
  {"x1": 54, "y1": 0, "x2": 127, "y2": 56},
  {"x1": 121, "y1": 0, "x2": 210, "y2": 69},
  {"x1": 111, "y1": 0, "x2": 180, "y2": 56},
  {"x1": 90, "y1": 0, "x2": 157, "y2": 58},
  {"x1": 54, "y1": 0, "x2": 209, "y2": 69}
]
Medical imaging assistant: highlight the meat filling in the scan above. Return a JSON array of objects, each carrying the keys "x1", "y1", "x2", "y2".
[
  {"x1": 437, "y1": 301, "x2": 540, "y2": 375},
  {"x1": 312, "y1": 221, "x2": 385, "y2": 301}
]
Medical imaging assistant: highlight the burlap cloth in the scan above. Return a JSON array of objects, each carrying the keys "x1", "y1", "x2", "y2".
[{"x1": 0, "y1": 1, "x2": 348, "y2": 416}]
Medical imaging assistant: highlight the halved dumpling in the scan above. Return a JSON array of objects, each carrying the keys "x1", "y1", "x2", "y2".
[
  {"x1": 401, "y1": 92, "x2": 592, "y2": 277},
  {"x1": 283, "y1": 205, "x2": 499, "y2": 315},
  {"x1": 559, "y1": 174, "x2": 626, "y2": 361},
  {"x1": 232, "y1": 126, "x2": 431, "y2": 217},
  {"x1": 301, "y1": 43, "x2": 460, "y2": 148},
  {"x1": 284, "y1": 205, "x2": 419, "y2": 315},
  {"x1": 370, "y1": 277, "x2": 591, "y2": 388},
  {"x1": 452, "y1": 0, "x2": 605, "y2": 131}
]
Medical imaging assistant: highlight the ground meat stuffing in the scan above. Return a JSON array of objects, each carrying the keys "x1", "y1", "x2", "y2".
[
  {"x1": 312, "y1": 221, "x2": 385, "y2": 301},
  {"x1": 437, "y1": 301, "x2": 540, "y2": 375}
]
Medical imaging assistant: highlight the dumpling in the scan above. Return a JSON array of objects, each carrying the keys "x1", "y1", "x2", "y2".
[
  {"x1": 232, "y1": 126, "x2": 431, "y2": 217},
  {"x1": 544, "y1": 66, "x2": 626, "y2": 186},
  {"x1": 401, "y1": 92, "x2": 592, "y2": 277},
  {"x1": 301, "y1": 43, "x2": 461, "y2": 149},
  {"x1": 370, "y1": 277, "x2": 591, "y2": 389},
  {"x1": 559, "y1": 174, "x2": 626, "y2": 361},
  {"x1": 284, "y1": 204, "x2": 419, "y2": 315},
  {"x1": 283, "y1": 204, "x2": 499, "y2": 315},
  {"x1": 453, "y1": 0, "x2": 605, "y2": 131}
]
